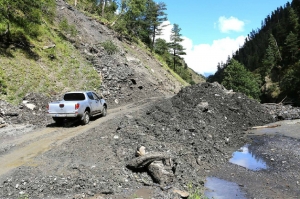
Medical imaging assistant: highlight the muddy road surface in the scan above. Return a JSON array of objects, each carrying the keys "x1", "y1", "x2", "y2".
[{"x1": 0, "y1": 100, "x2": 151, "y2": 177}]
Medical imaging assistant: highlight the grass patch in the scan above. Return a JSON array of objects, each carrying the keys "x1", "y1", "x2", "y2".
[
  {"x1": 0, "y1": 22, "x2": 101, "y2": 105},
  {"x1": 101, "y1": 40, "x2": 118, "y2": 55},
  {"x1": 59, "y1": 18, "x2": 78, "y2": 37},
  {"x1": 188, "y1": 183, "x2": 208, "y2": 199}
]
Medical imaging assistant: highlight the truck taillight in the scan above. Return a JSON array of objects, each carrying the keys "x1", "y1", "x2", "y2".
[
  {"x1": 75, "y1": 103, "x2": 80, "y2": 110},
  {"x1": 46, "y1": 105, "x2": 49, "y2": 110}
]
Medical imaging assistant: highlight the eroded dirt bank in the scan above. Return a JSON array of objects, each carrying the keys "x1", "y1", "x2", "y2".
[{"x1": 0, "y1": 82, "x2": 285, "y2": 199}]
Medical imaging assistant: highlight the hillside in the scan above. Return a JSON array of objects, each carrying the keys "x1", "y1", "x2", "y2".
[
  {"x1": 0, "y1": 0, "x2": 205, "y2": 106},
  {"x1": 208, "y1": 0, "x2": 300, "y2": 105}
]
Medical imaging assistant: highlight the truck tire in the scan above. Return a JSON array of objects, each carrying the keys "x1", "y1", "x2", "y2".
[
  {"x1": 82, "y1": 111, "x2": 90, "y2": 125},
  {"x1": 102, "y1": 106, "x2": 107, "y2": 117}
]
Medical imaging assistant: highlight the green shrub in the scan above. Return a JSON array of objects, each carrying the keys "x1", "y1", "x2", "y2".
[
  {"x1": 222, "y1": 59, "x2": 261, "y2": 100},
  {"x1": 101, "y1": 40, "x2": 118, "y2": 55},
  {"x1": 188, "y1": 183, "x2": 208, "y2": 199},
  {"x1": 59, "y1": 18, "x2": 77, "y2": 37}
]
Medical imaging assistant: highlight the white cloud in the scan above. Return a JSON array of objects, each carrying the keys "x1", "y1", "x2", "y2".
[
  {"x1": 218, "y1": 16, "x2": 245, "y2": 33},
  {"x1": 156, "y1": 21, "x2": 246, "y2": 76},
  {"x1": 182, "y1": 36, "x2": 245, "y2": 76},
  {"x1": 157, "y1": 21, "x2": 173, "y2": 42}
]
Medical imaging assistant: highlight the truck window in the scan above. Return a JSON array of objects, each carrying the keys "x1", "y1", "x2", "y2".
[
  {"x1": 64, "y1": 93, "x2": 85, "y2": 101},
  {"x1": 92, "y1": 93, "x2": 99, "y2": 100},
  {"x1": 87, "y1": 92, "x2": 94, "y2": 100}
]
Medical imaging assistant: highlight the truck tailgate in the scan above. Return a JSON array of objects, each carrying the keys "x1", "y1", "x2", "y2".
[{"x1": 48, "y1": 101, "x2": 78, "y2": 114}]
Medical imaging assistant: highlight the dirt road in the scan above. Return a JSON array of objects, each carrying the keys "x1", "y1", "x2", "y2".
[{"x1": 0, "y1": 97, "x2": 165, "y2": 198}]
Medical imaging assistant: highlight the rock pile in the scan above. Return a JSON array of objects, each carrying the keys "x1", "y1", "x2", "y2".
[
  {"x1": 0, "y1": 93, "x2": 53, "y2": 127},
  {"x1": 116, "y1": 82, "x2": 275, "y2": 191},
  {"x1": 0, "y1": 100, "x2": 21, "y2": 127},
  {"x1": 262, "y1": 103, "x2": 300, "y2": 120}
]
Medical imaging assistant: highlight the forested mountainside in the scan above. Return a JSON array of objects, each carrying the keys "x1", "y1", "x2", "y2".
[
  {"x1": 208, "y1": 0, "x2": 300, "y2": 105},
  {"x1": 0, "y1": 0, "x2": 205, "y2": 104}
]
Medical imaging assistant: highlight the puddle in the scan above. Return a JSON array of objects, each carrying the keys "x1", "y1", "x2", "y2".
[
  {"x1": 205, "y1": 177, "x2": 247, "y2": 199},
  {"x1": 229, "y1": 144, "x2": 267, "y2": 170}
]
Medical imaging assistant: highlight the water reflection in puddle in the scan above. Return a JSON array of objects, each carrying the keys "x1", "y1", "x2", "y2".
[
  {"x1": 205, "y1": 177, "x2": 247, "y2": 199},
  {"x1": 229, "y1": 144, "x2": 267, "y2": 170}
]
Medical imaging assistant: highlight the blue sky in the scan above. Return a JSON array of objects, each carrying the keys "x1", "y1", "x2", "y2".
[{"x1": 154, "y1": 0, "x2": 291, "y2": 76}]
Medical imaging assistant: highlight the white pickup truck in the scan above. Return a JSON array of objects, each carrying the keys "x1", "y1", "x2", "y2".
[{"x1": 47, "y1": 91, "x2": 107, "y2": 125}]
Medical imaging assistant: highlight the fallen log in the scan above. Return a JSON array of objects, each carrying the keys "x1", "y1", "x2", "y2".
[
  {"x1": 0, "y1": 124, "x2": 7, "y2": 128},
  {"x1": 148, "y1": 160, "x2": 174, "y2": 185},
  {"x1": 127, "y1": 152, "x2": 171, "y2": 169},
  {"x1": 250, "y1": 124, "x2": 281, "y2": 129}
]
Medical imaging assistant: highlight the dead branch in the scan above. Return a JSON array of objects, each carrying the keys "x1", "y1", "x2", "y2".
[{"x1": 127, "y1": 152, "x2": 171, "y2": 169}]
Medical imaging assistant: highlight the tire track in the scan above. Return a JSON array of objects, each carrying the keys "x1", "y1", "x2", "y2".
[{"x1": 0, "y1": 97, "x2": 164, "y2": 177}]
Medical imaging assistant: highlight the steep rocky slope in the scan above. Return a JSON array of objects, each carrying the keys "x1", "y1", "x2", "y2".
[
  {"x1": 1, "y1": 0, "x2": 201, "y2": 127},
  {"x1": 55, "y1": 0, "x2": 194, "y2": 108}
]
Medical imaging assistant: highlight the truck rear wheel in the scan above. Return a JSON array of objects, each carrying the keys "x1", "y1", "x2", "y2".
[{"x1": 82, "y1": 111, "x2": 90, "y2": 125}]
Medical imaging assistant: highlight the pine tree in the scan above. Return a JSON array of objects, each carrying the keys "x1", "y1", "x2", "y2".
[
  {"x1": 287, "y1": 7, "x2": 299, "y2": 32},
  {"x1": 145, "y1": 1, "x2": 167, "y2": 52},
  {"x1": 284, "y1": 31, "x2": 299, "y2": 61},
  {"x1": 154, "y1": 38, "x2": 168, "y2": 55},
  {"x1": 168, "y1": 23, "x2": 186, "y2": 71},
  {"x1": 122, "y1": 0, "x2": 147, "y2": 36},
  {"x1": 262, "y1": 34, "x2": 282, "y2": 76}
]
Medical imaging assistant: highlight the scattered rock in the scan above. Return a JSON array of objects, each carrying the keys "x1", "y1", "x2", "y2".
[
  {"x1": 263, "y1": 103, "x2": 300, "y2": 120},
  {"x1": 42, "y1": 44, "x2": 56, "y2": 50},
  {"x1": 148, "y1": 160, "x2": 175, "y2": 185},
  {"x1": 136, "y1": 146, "x2": 146, "y2": 157},
  {"x1": 173, "y1": 189, "x2": 189, "y2": 198}
]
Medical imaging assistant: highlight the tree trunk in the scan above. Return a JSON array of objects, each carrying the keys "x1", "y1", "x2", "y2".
[
  {"x1": 75, "y1": 0, "x2": 77, "y2": 7},
  {"x1": 151, "y1": 26, "x2": 156, "y2": 53},
  {"x1": 5, "y1": 22, "x2": 10, "y2": 43},
  {"x1": 102, "y1": 0, "x2": 106, "y2": 17},
  {"x1": 173, "y1": 50, "x2": 176, "y2": 71}
]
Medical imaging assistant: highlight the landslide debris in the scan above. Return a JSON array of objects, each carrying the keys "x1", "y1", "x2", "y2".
[
  {"x1": 54, "y1": 0, "x2": 185, "y2": 109},
  {"x1": 115, "y1": 82, "x2": 275, "y2": 192},
  {"x1": 0, "y1": 82, "x2": 276, "y2": 199}
]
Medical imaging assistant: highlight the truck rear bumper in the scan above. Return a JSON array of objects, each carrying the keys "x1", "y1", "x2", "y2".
[{"x1": 47, "y1": 113, "x2": 80, "y2": 118}]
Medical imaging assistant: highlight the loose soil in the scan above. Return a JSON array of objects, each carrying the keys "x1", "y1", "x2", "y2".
[{"x1": 2, "y1": 82, "x2": 299, "y2": 199}]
